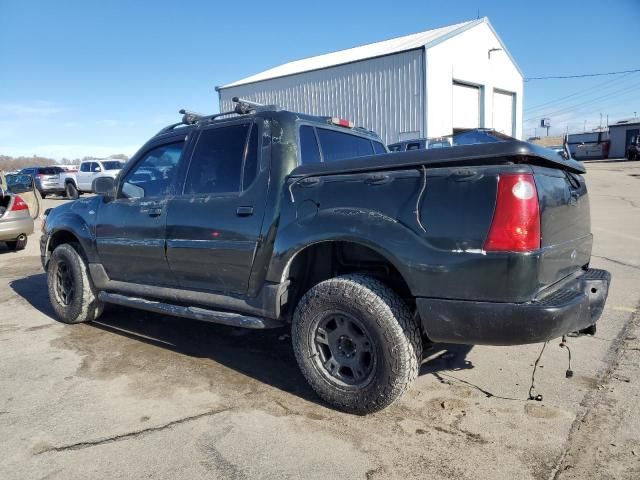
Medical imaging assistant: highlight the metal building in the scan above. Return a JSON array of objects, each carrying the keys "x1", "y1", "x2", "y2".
[
  {"x1": 217, "y1": 17, "x2": 524, "y2": 145},
  {"x1": 608, "y1": 118, "x2": 640, "y2": 158}
]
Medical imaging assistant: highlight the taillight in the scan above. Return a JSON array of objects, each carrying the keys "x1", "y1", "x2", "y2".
[
  {"x1": 11, "y1": 195, "x2": 29, "y2": 212},
  {"x1": 484, "y1": 174, "x2": 540, "y2": 252},
  {"x1": 329, "y1": 117, "x2": 354, "y2": 128}
]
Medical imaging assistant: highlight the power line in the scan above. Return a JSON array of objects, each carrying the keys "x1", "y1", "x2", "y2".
[
  {"x1": 524, "y1": 81, "x2": 640, "y2": 122},
  {"x1": 525, "y1": 67, "x2": 640, "y2": 81},
  {"x1": 525, "y1": 71, "x2": 639, "y2": 113}
]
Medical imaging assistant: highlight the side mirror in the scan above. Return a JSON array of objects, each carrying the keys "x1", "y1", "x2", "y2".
[{"x1": 94, "y1": 176, "x2": 115, "y2": 197}]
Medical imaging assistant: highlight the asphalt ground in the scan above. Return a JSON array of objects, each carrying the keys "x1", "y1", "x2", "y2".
[{"x1": 1, "y1": 159, "x2": 639, "y2": 479}]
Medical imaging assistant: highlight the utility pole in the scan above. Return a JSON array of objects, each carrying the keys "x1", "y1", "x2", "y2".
[
  {"x1": 606, "y1": 114, "x2": 609, "y2": 128},
  {"x1": 599, "y1": 113, "x2": 602, "y2": 131},
  {"x1": 584, "y1": 120, "x2": 587, "y2": 133}
]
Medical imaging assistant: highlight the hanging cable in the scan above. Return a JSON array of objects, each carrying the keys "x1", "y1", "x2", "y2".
[
  {"x1": 528, "y1": 342, "x2": 548, "y2": 401},
  {"x1": 415, "y1": 165, "x2": 428, "y2": 233}
]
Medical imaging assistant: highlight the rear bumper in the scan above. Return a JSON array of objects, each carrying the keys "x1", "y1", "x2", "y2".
[
  {"x1": 0, "y1": 216, "x2": 34, "y2": 241},
  {"x1": 417, "y1": 268, "x2": 611, "y2": 346}
]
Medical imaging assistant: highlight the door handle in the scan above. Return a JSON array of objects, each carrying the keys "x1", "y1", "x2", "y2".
[{"x1": 236, "y1": 206, "x2": 254, "y2": 217}]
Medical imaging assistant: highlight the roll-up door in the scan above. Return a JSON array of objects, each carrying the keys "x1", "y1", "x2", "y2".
[
  {"x1": 493, "y1": 90, "x2": 515, "y2": 136},
  {"x1": 452, "y1": 82, "x2": 480, "y2": 130}
]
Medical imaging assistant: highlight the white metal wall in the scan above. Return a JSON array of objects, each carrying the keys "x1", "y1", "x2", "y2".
[{"x1": 219, "y1": 49, "x2": 424, "y2": 145}]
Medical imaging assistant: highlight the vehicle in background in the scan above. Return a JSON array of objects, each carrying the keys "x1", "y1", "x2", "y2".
[
  {"x1": 0, "y1": 173, "x2": 37, "y2": 251},
  {"x1": 388, "y1": 136, "x2": 452, "y2": 152},
  {"x1": 18, "y1": 166, "x2": 66, "y2": 198},
  {"x1": 388, "y1": 129, "x2": 516, "y2": 152},
  {"x1": 626, "y1": 134, "x2": 640, "y2": 160},
  {"x1": 41, "y1": 99, "x2": 610, "y2": 414},
  {"x1": 60, "y1": 165, "x2": 79, "y2": 173},
  {"x1": 567, "y1": 132, "x2": 610, "y2": 160},
  {"x1": 59, "y1": 159, "x2": 125, "y2": 199}
]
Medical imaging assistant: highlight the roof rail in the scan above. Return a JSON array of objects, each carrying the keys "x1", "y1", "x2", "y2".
[{"x1": 155, "y1": 98, "x2": 279, "y2": 136}]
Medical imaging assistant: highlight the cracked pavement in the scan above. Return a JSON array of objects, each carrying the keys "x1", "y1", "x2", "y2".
[{"x1": 1, "y1": 160, "x2": 639, "y2": 479}]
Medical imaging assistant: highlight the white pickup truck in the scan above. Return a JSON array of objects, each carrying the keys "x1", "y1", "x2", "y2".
[{"x1": 60, "y1": 159, "x2": 124, "y2": 199}]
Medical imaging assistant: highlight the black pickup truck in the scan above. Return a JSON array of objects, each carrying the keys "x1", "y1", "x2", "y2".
[{"x1": 41, "y1": 99, "x2": 610, "y2": 414}]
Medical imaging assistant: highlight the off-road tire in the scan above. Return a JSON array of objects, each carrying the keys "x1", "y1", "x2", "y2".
[
  {"x1": 65, "y1": 182, "x2": 79, "y2": 200},
  {"x1": 292, "y1": 274, "x2": 422, "y2": 414},
  {"x1": 5, "y1": 235, "x2": 27, "y2": 251},
  {"x1": 47, "y1": 243, "x2": 103, "y2": 324}
]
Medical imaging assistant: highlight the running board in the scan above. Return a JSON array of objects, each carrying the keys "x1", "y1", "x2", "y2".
[{"x1": 98, "y1": 292, "x2": 282, "y2": 329}]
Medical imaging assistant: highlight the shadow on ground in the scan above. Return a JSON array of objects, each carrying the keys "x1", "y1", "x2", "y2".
[{"x1": 10, "y1": 272, "x2": 475, "y2": 407}]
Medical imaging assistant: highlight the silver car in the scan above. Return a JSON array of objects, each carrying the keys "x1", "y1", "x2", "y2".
[{"x1": 0, "y1": 173, "x2": 37, "y2": 251}]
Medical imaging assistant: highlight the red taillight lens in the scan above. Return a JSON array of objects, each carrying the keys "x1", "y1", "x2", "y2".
[
  {"x1": 11, "y1": 195, "x2": 29, "y2": 212},
  {"x1": 484, "y1": 174, "x2": 540, "y2": 252}
]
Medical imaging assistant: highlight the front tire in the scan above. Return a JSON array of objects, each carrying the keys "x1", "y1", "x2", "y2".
[
  {"x1": 65, "y1": 182, "x2": 79, "y2": 200},
  {"x1": 292, "y1": 274, "x2": 422, "y2": 414},
  {"x1": 47, "y1": 243, "x2": 103, "y2": 324}
]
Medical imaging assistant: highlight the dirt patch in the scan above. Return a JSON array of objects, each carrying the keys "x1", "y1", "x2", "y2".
[{"x1": 524, "y1": 403, "x2": 560, "y2": 419}]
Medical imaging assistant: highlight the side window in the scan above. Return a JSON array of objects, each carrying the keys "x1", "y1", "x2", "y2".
[
  {"x1": 299, "y1": 125, "x2": 321, "y2": 164},
  {"x1": 92, "y1": 162, "x2": 102, "y2": 172},
  {"x1": 242, "y1": 123, "x2": 259, "y2": 190},
  {"x1": 120, "y1": 142, "x2": 184, "y2": 199},
  {"x1": 316, "y1": 128, "x2": 374, "y2": 162},
  {"x1": 388, "y1": 145, "x2": 401, "y2": 152},
  {"x1": 80, "y1": 163, "x2": 91, "y2": 172},
  {"x1": 372, "y1": 141, "x2": 387, "y2": 154},
  {"x1": 184, "y1": 124, "x2": 250, "y2": 195},
  {"x1": 406, "y1": 143, "x2": 421, "y2": 151}
]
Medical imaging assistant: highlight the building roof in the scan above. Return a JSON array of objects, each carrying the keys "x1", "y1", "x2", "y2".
[
  {"x1": 220, "y1": 18, "x2": 497, "y2": 89},
  {"x1": 609, "y1": 118, "x2": 640, "y2": 128}
]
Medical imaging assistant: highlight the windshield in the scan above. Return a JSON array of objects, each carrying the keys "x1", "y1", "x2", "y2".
[
  {"x1": 450, "y1": 129, "x2": 509, "y2": 146},
  {"x1": 102, "y1": 161, "x2": 124, "y2": 170}
]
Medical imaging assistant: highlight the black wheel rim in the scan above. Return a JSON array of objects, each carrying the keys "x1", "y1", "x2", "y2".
[
  {"x1": 311, "y1": 311, "x2": 376, "y2": 387},
  {"x1": 54, "y1": 260, "x2": 75, "y2": 306}
]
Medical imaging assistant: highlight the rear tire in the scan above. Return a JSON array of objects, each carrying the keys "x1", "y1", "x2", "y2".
[
  {"x1": 5, "y1": 235, "x2": 28, "y2": 251},
  {"x1": 292, "y1": 274, "x2": 422, "y2": 414},
  {"x1": 47, "y1": 243, "x2": 103, "y2": 324},
  {"x1": 65, "y1": 182, "x2": 79, "y2": 200}
]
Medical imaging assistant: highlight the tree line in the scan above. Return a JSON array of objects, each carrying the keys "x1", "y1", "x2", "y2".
[{"x1": 0, "y1": 153, "x2": 129, "y2": 172}]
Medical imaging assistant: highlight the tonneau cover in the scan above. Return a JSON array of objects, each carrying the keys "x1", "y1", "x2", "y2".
[{"x1": 290, "y1": 141, "x2": 586, "y2": 177}]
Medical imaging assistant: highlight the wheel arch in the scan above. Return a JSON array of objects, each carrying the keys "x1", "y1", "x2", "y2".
[{"x1": 277, "y1": 239, "x2": 415, "y2": 318}]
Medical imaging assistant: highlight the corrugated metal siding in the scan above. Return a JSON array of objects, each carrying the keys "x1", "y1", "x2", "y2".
[{"x1": 219, "y1": 49, "x2": 424, "y2": 145}]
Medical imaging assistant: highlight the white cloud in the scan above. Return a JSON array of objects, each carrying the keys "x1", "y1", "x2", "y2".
[
  {"x1": 0, "y1": 144, "x2": 140, "y2": 160},
  {"x1": 0, "y1": 101, "x2": 65, "y2": 117}
]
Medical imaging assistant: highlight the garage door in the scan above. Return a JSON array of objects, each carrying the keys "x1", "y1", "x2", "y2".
[
  {"x1": 493, "y1": 90, "x2": 514, "y2": 136},
  {"x1": 452, "y1": 82, "x2": 480, "y2": 129}
]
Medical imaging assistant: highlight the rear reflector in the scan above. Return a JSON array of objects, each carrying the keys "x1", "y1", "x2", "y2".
[
  {"x1": 484, "y1": 174, "x2": 540, "y2": 252},
  {"x1": 11, "y1": 195, "x2": 29, "y2": 212},
  {"x1": 330, "y1": 117, "x2": 354, "y2": 128}
]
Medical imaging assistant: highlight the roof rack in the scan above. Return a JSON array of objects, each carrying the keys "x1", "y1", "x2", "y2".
[{"x1": 155, "y1": 97, "x2": 279, "y2": 136}]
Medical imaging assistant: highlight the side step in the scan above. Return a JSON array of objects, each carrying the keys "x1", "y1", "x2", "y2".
[{"x1": 97, "y1": 292, "x2": 283, "y2": 329}]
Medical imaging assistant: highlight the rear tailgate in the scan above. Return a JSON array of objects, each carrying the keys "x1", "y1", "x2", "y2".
[{"x1": 534, "y1": 166, "x2": 592, "y2": 289}]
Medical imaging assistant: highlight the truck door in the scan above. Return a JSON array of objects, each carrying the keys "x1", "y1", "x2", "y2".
[
  {"x1": 77, "y1": 162, "x2": 94, "y2": 191},
  {"x1": 96, "y1": 139, "x2": 186, "y2": 285},
  {"x1": 165, "y1": 120, "x2": 269, "y2": 294}
]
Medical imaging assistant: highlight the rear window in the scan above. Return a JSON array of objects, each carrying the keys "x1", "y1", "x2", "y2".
[
  {"x1": 372, "y1": 141, "x2": 387, "y2": 154},
  {"x1": 102, "y1": 161, "x2": 124, "y2": 170},
  {"x1": 300, "y1": 125, "x2": 321, "y2": 164},
  {"x1": 38, "y1": 167, "x2": 62, "y2": 175},
  {"x1": 316, "y1": 128, "x2": 374, "y2": 162}
]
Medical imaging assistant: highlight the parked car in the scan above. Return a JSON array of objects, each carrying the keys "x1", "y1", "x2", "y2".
[
  {"x1": 388, "y1": 136, "x2": 452, "y2": 152},
  {"x1": 626, "y1": 135, "x2": 640, "y2": 160},
  {"x1": 40, "y1": 99, "x2": 611, "y2": 414},
  {"x1": 0, "y1": 173, "x2": 37, "y2": 250},
  {"x1": 59, "y1": 159, "x2": 125, "y2": 199},
  {"x1": 19, "y1": 166, "x2": 65, "y2": 198}
]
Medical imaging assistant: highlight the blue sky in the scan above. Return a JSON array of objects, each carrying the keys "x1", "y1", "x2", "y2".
[{"x1": 1, "y1": 0, "x2": 639, "y2": 159}]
